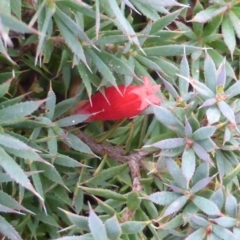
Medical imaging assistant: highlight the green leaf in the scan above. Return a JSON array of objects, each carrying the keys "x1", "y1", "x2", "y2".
[
  {"x1": 86, "y1": 164, "x2": 128, "y2": 185},
  {"x1": 0, "y1": 78, "x2": 11, "y2": 98},
  {"x1": 225, "y1": 81, "x2": 240, "y2": 99},
  {"x1": 150, "y1": 8, "x2": 182, "y2": 33},
  {"x1": 204, "y1": 52, "x2": 217, "y2": 92},
  {"x1": 35, "y1": 162, "x2": 67, "y2": 189},
  {"x1": 55, "y1": 114, "x2": 90, "y2": 127},
  {"x1": 142, "y1": 45, "x2": 202, "y2": 57},
  {"x1": 216, "y1": 58, "x2": 226, "y2": 89},
  {"x1": 213, "y1": 224, "x2": 237, "y2": 240},
  {"x1": 229, "y1": 10, "x2": 240, "y2": 39},
  {"x1": 77, "y1": 62, "x2": 92, "y2": 99},
  {"x1": 55, "y1": 7, "x2": 93, "y2": 46},
  {"x1": 146, "y1": 138, "x2": 186, "y2": 149},
  {"x1": 192, "y1": 196, "x2": 221, "y2": 215},
  {"x1": 53, "y1": 97, "x2": 76, "y2": 120},
  {"x1": 182, "y1": 148, "x2": 196, "y2": 184},
  {"x1": 36, "y1": 4, "x2": 55, "y2": 60},
  {"x1": 102, "y1": 0, "x2": 140, "y2": 47},
  {"x1": 46, "y1": 85, "x2": 56, "y2": 120},
  {"x1": 0, "y1": 147, "x2": 42, "y2": 200},
  {"x1": 47, "y1": 128, "x2": 57, "y2": 155},
  {"x1": 0, "y1": 11, "x2": 37, "y2": 34},
  {"x1": 191, "y1": 6, "x2": 227, "y2": 23},
  {"x1": 0, "y1": 100, "x2": 44, "y2": 125},
  {"x1": 61, "y1": 209, "x2": 89, "y2": 231},
  {"x1": 153, "y1": 106, "x2": 184, "y2": 136},
  {"x1": 191, "y1": 175, "x2": 216, "y2": 194},
  {"x1": 212, "y1": 216, "x2": 236, "y2": 228},
  {"x1": 147, "y1": 191, "x2": 181, "y2": 206},
  {"x1": 185, "y1": 227, "x2": 206, "y2": 240},
  {"x1": 206, "y1": 107, "x2": 221, "y2": 125},
  {"x1": 0, "y1": 190, "x2": 29, "y2": 213},
  {"x1": 105, "y1": 216, "x2": 121, "y2": 240},
  {"x1": 80, "y1": 186, "x2": 127, "y2": 201},
  {"x1": 222, "y1": 15, "x2": 235, "y2": 57},
  {"x1": 223, "y1": 163, "x2": 240, "y2": 186},
  {"x1": 179, "y1": 49, "x2": 190, "y2": 96},
  {"x1": 163, "y1": 195, "x2": 189, "y2": 218},
  {"x1": 88, "y1": 205, "x2": 108, "y2": 240},
  {"x1": 127, "y1": 192, "x2": 141, "y2": 211},
  {"x1": 192, "y1": 127, "x2": 216, "y2": 141},
  {"x1": 218, "y1": 101, "x2": 236, "y2": 126},
  {"x1": 86, "y1": 48, "x2": 118, "y2": 88},
  {"x1": 192, "y1": 142, "x2": 211, "y2": 163},
  {"x1": 0, "y1": 215, "x2": 22, "y2": 240},
  {"x1": 178, "y1": 75, "x2": 215, "y2": 98},
  {"x1": 96, "y1": 51, "x2": 137, "y2": 78},
  {"x1": 64, "y1": 132, "x2": 96, "y2": 156},
  {"x1": 120, "y1": 221, "x2": 148, "y2": 234},
  {"x1": 225, "y1": 192, "x2": 237, "y2": 218},
  {"x1": 54, "y1": 14, "x2": 88, "y2": 66},
  {"x1": 53, "y1": 154, "x2": 87, "y2": 168},
  {"x1": 166, "y1": 158, "x2": 187, "y2": 189},
  {"x1": 54, "y1": 235, "x2": 94, "y2": 240}
]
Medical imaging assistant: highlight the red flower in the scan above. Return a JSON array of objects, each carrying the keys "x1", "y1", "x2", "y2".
[{"x1": 73, "y1": 76, "x2": 161, "y2": 121}]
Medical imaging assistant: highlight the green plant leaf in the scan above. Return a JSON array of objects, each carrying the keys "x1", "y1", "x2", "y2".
[
  {"x1": 0, "y1": 215, "x2": 22, "y2": 240},
  {"x1": 182, "y1": 148, "x2": 196, "y2": 184},
  {"x1": 192, "y1": 196, "x2": 221, "y2": 215},
  {"x1": 222, "y1": 15, "x2": 236, "y2": 57},
  {"x1": 88, "y1": 204, "x2": 108, "y2": 240},
  {"x1": 192, "y1": 126, "x2": 216, "y2": 141},
  {"x1": 0, "y1": 147, "x2": 42, "y2": 200},
  {"x1": 120, "y1": 221, "x2": 148, "y2": 234},
  {"x1": 162, "y1": 195, "x2": 189, "y2": 218},
  {"x1": 0, "y1": 100, "x2": 44, "y2": 125},
  {"x1": 191, "y1": 6, "x2": 227, "y2": 23},
  {"x1": 105, "y1": 215, "x2": 121, "y2": 240},
  {"x1": 152, "y1": 106, "x2": 184, "y2": 136}
]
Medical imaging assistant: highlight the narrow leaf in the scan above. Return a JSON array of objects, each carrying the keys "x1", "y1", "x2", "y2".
[{"x1": 192, "y1": 196, "x2": 221, "y2": 215}]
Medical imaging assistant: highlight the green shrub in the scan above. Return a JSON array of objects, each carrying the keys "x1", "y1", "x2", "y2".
[{"x1": 1, "y1": 0, "x2": 240, "y2": 239}]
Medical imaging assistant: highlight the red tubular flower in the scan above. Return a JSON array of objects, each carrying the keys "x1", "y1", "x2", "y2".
[{"x1": 73, "y1": 76, "x2": 161, "y2": 121}]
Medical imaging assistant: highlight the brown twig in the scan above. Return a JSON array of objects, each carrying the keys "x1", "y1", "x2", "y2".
[{"x1": 72, "y1": 129, "x2": 154, "y2": 192}]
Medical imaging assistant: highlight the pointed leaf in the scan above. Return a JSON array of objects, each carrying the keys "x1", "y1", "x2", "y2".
[
  {"x1": 88, "y1": 205, "x2": 108, "y2": 240},
  {"x1": 166, "y1": 158, "x2": 187, "y2": 189},
  {"x1": 225, "y1": 80, "x2": 240, "y2": 99},
  {"x1": 179, "y1": 49, "x2": 190, "y2": 96},
  {"x1": 163, "y1": 195, "x2": 188, "y2": 217},
  {"x1": 0, "y1": 215, "x2": 22, "y2": 240},
  {"x1": 192, "y1": 142, "x2": 211, "y2": 163},
  {"x1": 222, "y1": 15, "x2": 236, "y2": 57},
  {"x1": 192, "y1": 196, "x2": 221, "y2": 215},
  {"x1": 218, "y1": 101, "x2": 236, "y2": 126},
  {"x1": 146, "y1": 191, "x2": 181, "y2": 206},
  {"x1": 105, "y1": 216, "x2": 121, "y2": 240},
  {"x1": 192, "y1": 126, "x2": 216, "y2": 141},
  {"x1": 216, "y1": 58, "x2": 226, "y2": 89},
  {"x1": 191, "y1": 6, "x2": 227, "y2": 23},
  {"x1": 191, "y1": 175, "x2": 216, "y2": 193},
  {"x1": 185, "y1": 227, "x2": 206, "y2": 240},
  {"x1": 0, "y1": 100, "x2": 44, "y2": 125},
  {"x1": 213, "y1": 224, "x2": 237, "y2": 240},
  {"x1": 147, "y1": 138, "x2": 186, "y2": 149},
  {"x1": 120, "y1": 221, "x2": 148, "y2": 234},
  {"x1": 0, "y1": 147, "x2": 42, "y2": 200},
  {"x1": 204, "y1": 52, "x2": 217, "y2": 92},
  {"x1": 206, "y1": 107, "x2": 221, "y2": 125},
  {"x1": 153, "y1": 106, "x2": 184, "y2": 136},
  {"x1": 182, "y1": 148, "x2": 196, "y2": 184}
]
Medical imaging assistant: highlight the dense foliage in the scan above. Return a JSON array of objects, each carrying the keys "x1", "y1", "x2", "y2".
[{"x1": 1, "y1": 0, "x2": 240, "y2": 239}]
